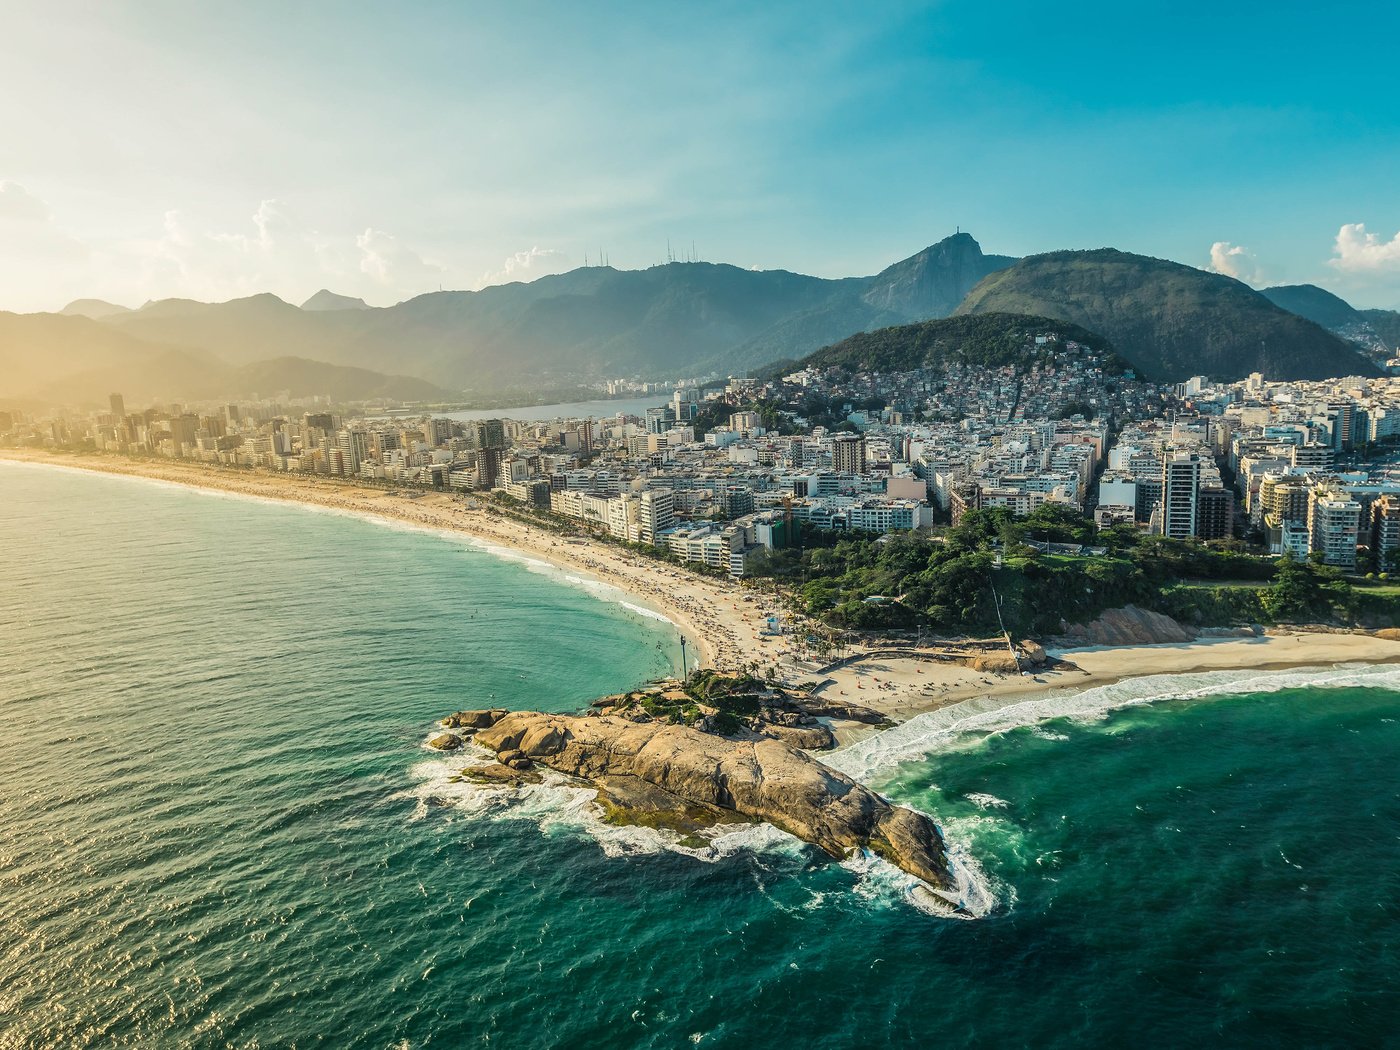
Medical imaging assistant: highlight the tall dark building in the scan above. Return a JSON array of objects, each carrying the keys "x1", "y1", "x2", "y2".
[
  {"x1": 476, "y1": 447, "x2": 504, "y2": 490},
  {"x1": 1196, "y1": 487, "x2": 1235, "y2": 540},
  {"x1": 474, "y1": 418, "x2": 506, "y2": 450},
  {"x1": 109, "y1": 393, "x2": 125, "y2": 418}
]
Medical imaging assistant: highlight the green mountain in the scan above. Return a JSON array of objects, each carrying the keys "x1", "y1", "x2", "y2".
[
  {"x1": 790, "y1": 313, "x2": 1123, "y2": 375},
  {"x1": 1360, "y1": 309, "x2": 1400, "y2": 352},
  {"x1": 954, "y1": 249, "x2": 1381, "y2": 382},
  {"x1": 0, "y1": 311, "x2": 453, "y2": 405},
  {"x1": 1259, "y1": 284, "x2": 1391, "y2": 358}
]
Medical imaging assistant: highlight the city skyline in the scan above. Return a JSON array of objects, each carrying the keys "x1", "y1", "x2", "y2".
[{"x1": 1, "y1": 0, "x2": 1398, "y2": 312}]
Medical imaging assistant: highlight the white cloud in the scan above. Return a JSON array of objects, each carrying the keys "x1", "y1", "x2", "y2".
[
  {"x1": 479, "y1": 246, "x2": 569, "y2": 288},
  {"x1": 1328, "y1": 223, "x2": 1400, "y2": 273},
  {"x1": 1206, "y1": 241, "x2": 1262, "y2": 285},
  {"x1": 0, "y1": 180, "x2": 89, "y2": 271},
  {"x1": 356, "y1": 228, "x2": 447, "y2": 291},
  {"x1": 0, "y1": 180, "x2": 53, "y2": 222}
]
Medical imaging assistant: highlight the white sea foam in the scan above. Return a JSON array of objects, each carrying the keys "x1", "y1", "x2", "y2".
[
  {"x1": 838, "y1": 827, "x2": 997, "y2": 920},
  {"x1": 827, "y1": 663, "x2": 1400, "y2": 781},
  {"x1": 964, "y1": 792, "x2": 1010, "y2": 810}
]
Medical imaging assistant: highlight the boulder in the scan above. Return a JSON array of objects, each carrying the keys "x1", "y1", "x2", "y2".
[
  {"x1": 796, "y1": 697, "x2": 887, "y2": 725},
  {"x1": 428, "y1": 733, "x2": 463, "y2": 751},
  {"x1": 970, "y1": 653, "x2": 1020, "y2": 674},
  {"x1": 458, "y1": 763, "x2": 541, "y2": 785},
  {"x1": 760, "y1": 723, "x2": 836, "y2": 751},
  {"x1": 443, "y1": 709, "x2": 508, "y2": 730}
]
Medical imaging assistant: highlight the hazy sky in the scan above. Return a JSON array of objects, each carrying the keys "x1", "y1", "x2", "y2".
[{"x1": 2, "y1": 0, "x2": 1398, "y2": 312}]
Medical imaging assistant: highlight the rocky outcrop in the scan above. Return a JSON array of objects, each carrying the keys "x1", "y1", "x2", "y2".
[
  {"x1": 797, "y1": 696, "x2": 889, "y2": 724},
  {"x1": 428, "y1": 733, "x2": 463, "y2": 751},
  {"x1": 759, "y1": 723, "x2": 836, "y2": 750},
  {"x1": 1051, "y1": 605, "x2": 1196, "y2": 647},
  {"x1": 475, "y1": 712, "x2": 955, "y2": 892},
  {"x1": 442, "y1": 709, "x2": 508, "y2": 731}
]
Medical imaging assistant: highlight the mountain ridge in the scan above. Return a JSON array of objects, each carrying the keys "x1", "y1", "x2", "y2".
[
  {"x1": 16, "y1": 236, "x2": 1395, "y2": 399},
  {"x1": 955, "y1": 249, "x2": 1381, "y2": 382}
]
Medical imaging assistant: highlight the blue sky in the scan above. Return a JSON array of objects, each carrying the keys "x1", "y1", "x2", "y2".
[{"x1": 1, "y1": 0, "x2": 1397, "y2": 310}]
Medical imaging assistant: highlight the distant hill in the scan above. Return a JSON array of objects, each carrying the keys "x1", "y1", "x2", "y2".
[
  {"x1": 60, "y1": 299, "x2": 133, "y2": 320},
  {"x1": 955, "y1": 249, "x2": 1381, "y2": 382},
  {"x1": 789, "y1": 313, "x2": 1123, "y2": 375},
  {"x1": 1360, "y1": 309, "x2": 1400, "y2": 353},
  {"x1": 1259, "y1": 284, "x2": 1391, "y2": 358},
  {"x1": 301, "y1": 289, "x2": 372, "y2": 311},
  {"x1": 0, "y1": 311, "x2": 454, "y2": 405}
]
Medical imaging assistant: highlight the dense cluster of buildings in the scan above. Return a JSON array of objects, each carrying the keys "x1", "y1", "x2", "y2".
[
  {"x1": 10, "y1": 330, "x2": 1400, "y2": 577},
  {"x1": 1095, "y1": 373, "x2": 1400, "y2": 570}
]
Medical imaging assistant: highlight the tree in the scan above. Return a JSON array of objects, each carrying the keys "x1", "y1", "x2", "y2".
[{"x1": 1260, "y1": 555, "x2": 1347, "y2": 622}]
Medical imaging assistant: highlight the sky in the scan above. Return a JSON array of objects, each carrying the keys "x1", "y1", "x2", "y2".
[{"x1": 1, "y1": 0, "x2": 1397, "y2": 312}]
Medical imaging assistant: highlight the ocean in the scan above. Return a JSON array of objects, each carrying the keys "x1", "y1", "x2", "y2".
[{"x1": 3, "y1": 461, "x2": 1399, "y2": 1048}]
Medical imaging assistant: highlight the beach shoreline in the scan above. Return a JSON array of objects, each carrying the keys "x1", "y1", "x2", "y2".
[
  {"x1": 9, "y1": 449, "x2": 1400, "y2": 732},
  {"x1": 0, "y1": 450, "x2": 767, "y2": 672}
]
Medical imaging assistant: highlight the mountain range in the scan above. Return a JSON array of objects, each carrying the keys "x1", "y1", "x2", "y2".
[{"x1": 2, "y1": 233, "x2": 1395, "y2": 406}]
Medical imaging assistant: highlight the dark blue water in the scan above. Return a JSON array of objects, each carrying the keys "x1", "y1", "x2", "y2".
[{"x1": 3, "y1": 461, "x2": 1399, "y2": 1048}]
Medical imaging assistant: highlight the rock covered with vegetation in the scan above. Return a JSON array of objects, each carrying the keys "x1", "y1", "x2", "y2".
[{"x1": 588, "y1": 670, "x2": 888, "y2": 749}]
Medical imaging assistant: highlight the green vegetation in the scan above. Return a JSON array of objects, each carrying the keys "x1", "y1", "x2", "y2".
[
  {"x1": 748, "y1": 504, "x2": 1396, "y2": 635},
  {"x1": 791, "y1": 312, "x2": 1123, "y2": 376},
  {"x1": 955, "y1": 248, "x2": 1379, "y2": 382},
  {"x1": 1259, "y1": 284, "x2": 1369, "y2": 333}
]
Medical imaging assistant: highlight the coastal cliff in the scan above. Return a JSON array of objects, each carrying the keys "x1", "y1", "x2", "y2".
[{"x1": 434, "y1": 703, "x2": 959, "y2": 901}]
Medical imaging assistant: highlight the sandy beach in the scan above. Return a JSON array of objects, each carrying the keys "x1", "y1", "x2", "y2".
[
  {"x1": 9, "y1": 450, "x2": 1400, "y2": 731},
  {"x1": 0, "y1": 451, "x2": 787, "y2": 674},
  {"x1": 814, "y1": 631, "x2": 1400, "y2": 734}
]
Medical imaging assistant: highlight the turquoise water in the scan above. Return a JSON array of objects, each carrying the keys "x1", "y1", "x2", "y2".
[{"x1": 3, "y1": 462, "x2": 1400, "y2": 1048}]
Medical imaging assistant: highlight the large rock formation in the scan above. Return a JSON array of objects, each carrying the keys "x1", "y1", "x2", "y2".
[
  {"x1": 474, "y1": 712, "x2": 955, "y2": 893},
  {"x1": 1051, "y1": 605, "x2": 1196, "y2": 647}
]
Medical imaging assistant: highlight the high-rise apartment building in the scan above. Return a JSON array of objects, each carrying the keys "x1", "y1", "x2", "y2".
[
  {"x1": 109, "y1": 393, "x2": 125, "y2": 418},
  {"x1": 474, "y1": 418, "x2": 506, "y2": 450},
  {"x1": 1160, "y1": 452, "x2": 1202, "y2": 540},
  {"x1": 337, "y1": 430, "x2": 369, "y2": 474},
  {"x1": 168, "y1": 414, "x2": 199, "y2": 454},
  {"x1": 1196, "y1": 487, "x2": 1235, "y2": 540},
  {"x1": 638, "y1": 488, "x2": 675, "y2": 545},
  {"x1": 1372, "y1": 494, "x2": 1400, "y2": 570},
  {"x1": 832, "y1": 434, "x2": 867, "y2": 476},
  {"x1": 1308, "y1": 490, "x2": 1361, "y2": 570}
]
